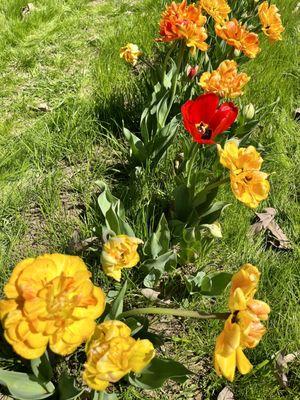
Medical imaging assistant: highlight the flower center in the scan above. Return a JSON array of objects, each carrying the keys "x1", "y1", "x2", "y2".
[{"x1": 195, "y1": 122, "x2": 212, "y2": 140}]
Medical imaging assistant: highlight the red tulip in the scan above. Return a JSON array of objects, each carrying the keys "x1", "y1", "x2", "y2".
[{"x1": 181, "y1": 93, "x2": 238, "y2": 144}]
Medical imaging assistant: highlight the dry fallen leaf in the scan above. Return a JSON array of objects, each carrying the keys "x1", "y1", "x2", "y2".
[
  {"x1": 141, "y1": 288, "x2": 160, "y2": 301},
  {"x1": 217, "y1": 386, "x2": 235, "y2": 400},
  {"x1": 275, "y1": 351, "x2": 299, "y2": 388},
  {"x1": 250, "y1": 207, "x2": 291, "y2": 250},
  {"x1": 68, "y1": 231, "x2": 100, "y2": 253}
]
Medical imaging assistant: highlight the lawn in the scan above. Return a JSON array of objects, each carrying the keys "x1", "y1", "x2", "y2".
[{"x1": 0, "y1": 0, "x2": 299, "y2": 399}]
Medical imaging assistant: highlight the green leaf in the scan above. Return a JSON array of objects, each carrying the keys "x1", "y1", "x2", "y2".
[
  {"x1": 96, "y1": 181, "x2": 135, "y2": 236},
  {"x1": 199, "y1": 222, "x2": 222, "y2": 238},
  {"x1": 199, "y1": 201, "x2": 231, "y2": 225},
  {"x1": 143, "y1": 214, "x2": 170, "y2": 258},
  {"x1": 107, "y1": 281, "x2": 127, "y2": 319},
  {"x1": 128, "y1": 358, "x2": 192, "y2": 389},
  {"x1": 93, "y1": 392, "x2": 118, "y2": 400},
  {"x1": 58, "y1": 371, "x2": 82, "y2": 400},
  {"x1": 201, "y1": 272, "x2": 232, "y2": 296},
  {"x1": 31, "y1": 352, "x2": 53, "y2": 383},
  {"x1": 185, "y1": 271, "x2": 206, "y2": 293},
  {"x1": 150, "y1": 117, "x2": 179, "y2": 165},
  {"x1": 142, "y1": 250, "x2": 177, "y2": 288},
  {"x1": 0, "y1": 369, "x2": 55, "y2": 400},
  {"x1": 173, "y1": 184, "x2": 193, "y2": 222},
  {"x1": 123, "y1": 128, "x2": 147, "y2": 163}
]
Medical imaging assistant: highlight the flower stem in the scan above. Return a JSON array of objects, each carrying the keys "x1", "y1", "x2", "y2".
[{"x1": 119, "y1": 307, "x2": 230, "y2": 320}]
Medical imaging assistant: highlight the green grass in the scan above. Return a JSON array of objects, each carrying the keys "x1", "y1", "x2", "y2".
[{"x1": 0, "y1": 0, "x2": 299, "y2": 399}]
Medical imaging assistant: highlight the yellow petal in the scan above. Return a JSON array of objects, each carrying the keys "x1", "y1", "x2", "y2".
[
  {"x1": 129, "y1": 339, "x2": 155, "y2": 373},
  {"x1": 236, "y1": 347, "x2": 253, "y2": 374},
  {"x1": 214, "y1": 350, "x2": 236, "y2": 382}
]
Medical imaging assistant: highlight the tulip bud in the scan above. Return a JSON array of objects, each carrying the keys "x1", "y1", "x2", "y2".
[
  {"x1": 234, "y1": 49, "x2": 241, "y2": 57},
  {"x1": 243, "y1": 103, "x2": 255, "y2": 120},
  {"x1": 186, "y1": 65, "x2": 199, "y2": 79}
]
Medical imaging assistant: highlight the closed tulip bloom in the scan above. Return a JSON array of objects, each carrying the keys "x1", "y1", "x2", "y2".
[
  {"x1": 157, "y1": 0, "x2": 208, "y2": 54},
  {"x1": 199, "y1": 60, "x2": 250, "y2": 98},
  {"x1": 0, "y1": 254, "x2": 106, "y2": 359},
  {"x1": 101, "y1": 235, "x2": 143, "y2": 281},
  {"x1": 120, "y1": 43, "x2": 142, "y2": 66},
  {"x1": 258, "y1": 2, "x2": 285, "y2": 42},
  {"x1": 215, "y1": 19, "x2": 261, "y2": 58},
  {"x1": 200, "y1": 0, "x2": 231, "y2": 23},
  {"x1": 83, "y1": 320, "x2": 155, "y2": 391}
]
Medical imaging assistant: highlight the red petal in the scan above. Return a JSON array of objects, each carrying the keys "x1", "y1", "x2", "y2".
[{"x1": 210, "y1": 102, "x2": 238, "y2": 139}]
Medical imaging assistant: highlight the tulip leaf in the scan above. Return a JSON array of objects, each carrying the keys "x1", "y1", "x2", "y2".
[
  {"x1": 93, "y1": 392, "x2": 118, "y2": 400},
  {"x1": 123, "y1": 127, "x2": 147, "y2": 163},
  {"x1": 199, "y1": 201, "x2": 231, "y2": 225},
  {"x1": 150, "y1": 117, "x2": 179, "y2": 166},
  {"x1": 96, "y1": 181, "x2": 135, "y2": 236},
  {"x1": 143, "y1": 214, "x2": 170, "y2": 258},
  {"x1": 31, "y1": 352, "x2": 53, "y2": 383},
  {"x1": 58, "y1": 371, "x2": 83, "y2": 400},
  {"x1": 0, "y1": 368, "x2": 55, "y2": 400},
  {"x1": 200, "y1": 272, "x2": 232, "y2": 296},
  {"x1": 128, "y1": 357, "x2": 193, "y2": 389},
  {"x1": 142, "y1": 250, "x2": 177, "y2": 288},
  {"x1": 108, "y1": 281, "x2": 127, "y2": 320}
]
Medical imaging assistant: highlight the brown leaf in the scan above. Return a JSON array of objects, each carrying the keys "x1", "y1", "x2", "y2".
[
  {"x1": 250, "y1": 208, "x2": 291, "y2": 250},
  {"x1": 68, "y1": 231, "x2": 100, "y2": 253},
  {"x1": 275, "y1": 351, "x2": 299, "y2": 387},
  {"x1": 217, "y1": 386, "x2": 235, "y2": 400},
  {"x1": 141, "y1": 288, "x2": 160, "y2": 301}
]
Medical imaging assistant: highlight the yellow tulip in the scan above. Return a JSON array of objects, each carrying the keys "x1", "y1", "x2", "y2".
[
  {"x1": 83, "y1": 320, "x2": 155, "y2": 391},
  {"x1": 0, "y1": 254, "x2": 105, "y2": 359},
  {"x1": 101, "y1": 235, "x2": 143, "y2": 281},
  {"x1": 199, "y1": 60, "x2": 250, "y2": 99},
  {"x1": 214, "y1": 264, "x2": 270, "y2": 381},
  {"x1": 120, "y1": 43, "x2": 142, "y2": 66},
  {"x1": 217, "y1": 141, "x2": 270, "y2": 208}
]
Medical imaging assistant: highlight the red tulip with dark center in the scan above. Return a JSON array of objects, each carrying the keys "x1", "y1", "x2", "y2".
[{"x1": 181, "y1": 93, "x2": 238, "y2": 144}]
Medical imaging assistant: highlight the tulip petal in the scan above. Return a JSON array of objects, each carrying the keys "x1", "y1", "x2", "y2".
[{"x1": 236, "y1": 347, "x2": 253, "y2": 374}]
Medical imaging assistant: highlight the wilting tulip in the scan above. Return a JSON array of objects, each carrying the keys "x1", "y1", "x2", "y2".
[
  {"x1": 0, "y1": 254, "x2": 106, "y2": 359},
  {"x1": 258, "y1": 2, "x2": 285, "y2": 42},
  {"x1": 83, "y1": 320, "x2": 155, "y2": 391},
  {"x1": 214, "y1": 264, "x2": 270, "y2": 381},
  {"x1": 199, "y1": 60, "x2": 250, "y2": 99},
  {"x1": 101, "y1": 235, "x2": 143, "y2": 281},
  {"x1": 186, "y1": 65, "x2": 199, "y2": 79},
  {"x1": 181, "y1": 93, "x2": 238, "y2": 144},
  {"x1": 157, "y1": 0, "x2": 208, "y2": 54},
  {"x1": 120, "y1": 43, "x2": 142, "y2": 66},
  {"x1": 199, "y1": 0, "x2": 231, "y2": 23},
  {"x1": 215, "y1": 19, "x2": 261, "y2": 58}
]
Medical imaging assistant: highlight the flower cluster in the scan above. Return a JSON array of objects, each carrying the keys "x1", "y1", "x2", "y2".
[
  {"x1": 214, "y1": 264, "x2": 270, "y2": 381},
  {"x1": 0, "y1": 254, "x2": 106, "y2": 359},
  {"x1": 83, "y1": 320, "x2": 155, "y2": 391},
  {"x1": 101, "y1": 235, "x2": 143, "y2": 281},
  {"x1": 218, "y1": 141, "x2": 270, "y2": 208},
  {"x1": 199, "y1": 60, "x2": 250, "y2": 99},
  {"x1": 157, "y1": 0, "x2": 208, "y2": 53}
]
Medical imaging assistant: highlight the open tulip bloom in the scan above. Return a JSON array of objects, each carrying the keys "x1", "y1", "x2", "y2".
[{"x1": 181, "y1": 93, "x2": 238, "y2": 144}]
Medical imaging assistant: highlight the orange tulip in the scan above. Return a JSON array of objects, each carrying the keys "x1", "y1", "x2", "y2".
[
  {"x1": 199, "y1": 60, "x2": 250, "y2": 98},
  {"x1": 157, "y1": 0, "x2": 208, "y2": 54},
  {"x1": 258, "y1": 2, "x2": 285, "y2": 42},
  {"x1": 200, "y1": 0, "x2": 231, "y2": 23},
  {"x1": 215, "y1": 19, "x2": 261, "y2": 58}
]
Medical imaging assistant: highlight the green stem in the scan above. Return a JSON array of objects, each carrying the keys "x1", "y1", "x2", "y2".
[
  {"x1": 203, "y1": 176, "x2": 230, "y2": 192},
  {"x1": 186, "y1": 142, "x2": 199, "y2": 188},
  {"x1": 119, "y1": 307, "x2": 230, "y2": 320},
  {"x1": 161, "y1": 42, "x2": 186, "y2": 127}
]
